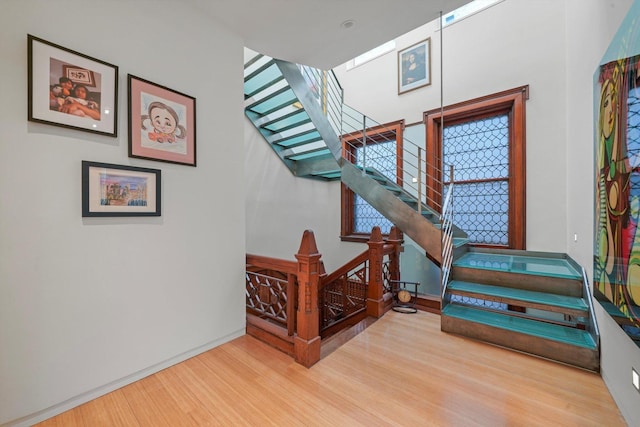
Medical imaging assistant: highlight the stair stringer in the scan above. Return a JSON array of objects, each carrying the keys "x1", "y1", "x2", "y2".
[
  {"x1": 341, "y1": 161, "x2": 442, "y2": 264},
  {"x1": 274, "y1": 60, "x2": 343, "y2": 163},
  {"x1": 261, "y1": 59, "x2": 455, "y2": 264}
]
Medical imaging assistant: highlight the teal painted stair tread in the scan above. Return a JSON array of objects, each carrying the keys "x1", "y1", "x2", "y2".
[
  {"x1": 454, "y1": 252, "x2": 582, "y2": 280},
  {"x1": 247, "y1": 87, "x2": 296, "y2": 112},
  {"x1": 447, "y1": 280, "x2": 588, "y2": 312},
  {"x1": 262, "y1": 111, "x2": 310, "y2": 132},
  {"x1": 272, "y1": 130, "x2": 322, "y2": 148},
  {"x1": 442, "y1": 304, "x2": 597, "y2": 349},
  {"x1": 244, "y1": 62, "x2": 282, "y2": 95}
]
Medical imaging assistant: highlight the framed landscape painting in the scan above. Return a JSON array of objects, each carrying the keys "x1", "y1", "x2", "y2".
[
  {"x1": 128, "y1": 74, "x2": 196, "y2": 166},
  {"x1": 82, "y1": 161, "x2": 161, "y2": 217},
  {"x1": 28, "y1": 34, "x2": 118, "y2": 136}
]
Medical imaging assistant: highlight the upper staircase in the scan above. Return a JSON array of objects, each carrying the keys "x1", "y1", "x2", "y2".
[
  {"x1": 244, "y1": 53, "x2": 342, "y2": 180},
  {"x1": 244, "y1": 51, "x2": 465, "y2": 264},
  {"x1": 243, "y1": 50, "x2": 600, "y2": 371}
]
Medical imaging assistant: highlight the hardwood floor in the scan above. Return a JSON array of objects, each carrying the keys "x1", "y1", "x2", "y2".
[{"x1": 36, "y1": 310, "x2": 626, "y2": 426}]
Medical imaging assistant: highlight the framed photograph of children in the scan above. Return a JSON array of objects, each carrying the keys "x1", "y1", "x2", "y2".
[
  {"x1": 82, "y1": 161, "x2": 161, "y2": 217},
  {"x1": 128, "y1": 75, "x2": 197, "y2": 166},
  {"x1": 398, "y1": 38, "x2": 431, "y2": 95},
  {"x1": 28, "y1": 34, "x2": 118, "y2": 136}
]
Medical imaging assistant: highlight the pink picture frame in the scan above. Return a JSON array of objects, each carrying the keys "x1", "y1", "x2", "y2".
[{"x1": 128, "y1": 74, "x2": 196, "y2": 166}]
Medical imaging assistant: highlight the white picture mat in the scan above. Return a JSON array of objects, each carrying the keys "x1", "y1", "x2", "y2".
[
  {"x1": 31, "y1": 38, "x2": 116, "y2": 133},
  {"x1": 87, "y1": 166, "x2": 157, "y2": 213}
]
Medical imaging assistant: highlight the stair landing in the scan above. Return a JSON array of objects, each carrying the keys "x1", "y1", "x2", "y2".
[{"x1": 454, "y1": 251, "x2": 582, "y2": 280}]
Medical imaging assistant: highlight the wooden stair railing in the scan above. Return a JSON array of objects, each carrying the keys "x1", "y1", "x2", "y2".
[
  {"x1": 319, "y1": 249, "x2": 369, "y2": 336},
  {"x1": 245, "y1": 227, "x2": 403, "y2": 367},
  {"x1": 246, "y1": 229, "x2": 322, "y2": 367},
  {"x1": 318, "y1": 226, "x2": 402, "y2": 338}
]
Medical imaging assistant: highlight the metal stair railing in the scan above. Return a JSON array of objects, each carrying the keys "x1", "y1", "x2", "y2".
[
  {"x1": 440, "y1": 165, "x2": 455, "y2": 310},
  {"x1": 340, "y1": 104, "x2": 447, "y2": 216},
  {"x1": 246, "y1": 55, "x2": 448, "y2": 219},
  {"x1": 245, "y1": 56, "x2": 466, "y2": 264},
  {"x1": 297, "y1": 65, "x2": 344, "y2": 138},
  {"x1": 581, "y1": 267, "x2": 601, "y2": 350},
  {"x1": 298, "y1": 62, "x2": 450, "y2": 216}
]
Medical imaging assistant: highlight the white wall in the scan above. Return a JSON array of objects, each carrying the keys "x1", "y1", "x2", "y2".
[
  {"x1": 0, "y1": 1, "x2": 246, "y2": 425},
  {"x1": 244, "y1": 120, "x2": 364, "y2": 271},
  {"x1": 335, "y1": 0, "x2": 571, "y2": 253}
]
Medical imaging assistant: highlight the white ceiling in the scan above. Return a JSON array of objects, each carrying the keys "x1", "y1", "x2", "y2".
[{"x1": 188, "y1": 0, "x2": 471, "y2": 69}]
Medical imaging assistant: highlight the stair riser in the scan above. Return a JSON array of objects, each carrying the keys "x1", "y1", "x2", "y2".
[
  {"x1": 341, "y1": 162, "x2": 442, "y2": 264},
  {"x1": 451, "y1": 266, "x2": 583, "y2": 297},
  {"x1": 448, "y1": 290, "x2": 589, "y2": 318},
  {"x1": 441, "y1": 315, "x2": 599, "y2": 371}
]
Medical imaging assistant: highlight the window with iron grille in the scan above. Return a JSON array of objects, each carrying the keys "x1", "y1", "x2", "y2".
[
  {"x1": 628, "y1": 86, "x2": 640, "y2": 187},
  {"x1": 443, "y1": 115, "x2": 509, "y2": 245},
  {"x1": 425, "y1": 86, "x2": 528, "y2": 249},
  {"x1": 341, "y1": 121, "x2": 403, "y2": 241},
  {"x1": 353, "y1": 141, "x2": 395, "y2": 234}
]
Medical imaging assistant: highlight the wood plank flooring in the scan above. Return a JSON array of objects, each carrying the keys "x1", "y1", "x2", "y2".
[{"x1": 35, "y1": 310, "x2": 626, "y2": 426}]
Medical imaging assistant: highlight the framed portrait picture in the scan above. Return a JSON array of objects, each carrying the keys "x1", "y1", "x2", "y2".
[
  {"x1": 128, "y1": 75, "x2": 196, "y2": 166},
  {"x1": 398, "y1": 38, "x2": 431, "y2": 95},
  {"x1": 82, "y1": 161, "x2": 161, "y2": 217},
  {"x1": 28, "y1": 34, "x2": 118, "y2": 136}
]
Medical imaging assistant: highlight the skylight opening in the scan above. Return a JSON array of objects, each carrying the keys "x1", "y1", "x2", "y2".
[
  {"x1": 346, "y1": 41, "x2": 396, "y2": 70},
  {"x1": 441, "y1": 0, "x2": 504, "y2": 28}
]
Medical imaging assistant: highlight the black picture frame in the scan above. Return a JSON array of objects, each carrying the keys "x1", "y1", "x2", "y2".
[
  {"x1": 82, "y1": 161, "x2": 161, "y2": 217},
  {"x1": 28, "y1": 34, "x2": 118, "y2": 136}
]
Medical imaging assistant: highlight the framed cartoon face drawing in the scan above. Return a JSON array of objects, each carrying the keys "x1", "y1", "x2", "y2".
[{"x1": 128, "y1": 75, "x2": 196, "y2": 166}]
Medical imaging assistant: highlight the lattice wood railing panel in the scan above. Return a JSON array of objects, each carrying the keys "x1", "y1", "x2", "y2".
[
  {"x1": 320, "y1": 263, "x2": 368, "y2": 330},
  {"x1": 246, "y1": 270, "x2": 291, "y2": 326},
  {"x1": 382, "y1": 258, "x2": 392, "y2": 294}
]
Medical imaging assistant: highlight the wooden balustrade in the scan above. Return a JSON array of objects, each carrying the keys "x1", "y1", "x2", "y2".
[
  {"x1": 245, "y1": 227, "x2": 403, "y2": 367},
  {"x1": 367, "y1": 227, "x2": 385, "y2": 317},
  {"x1": 293, "y1": 230, "x2": 322, "y2": 367}
]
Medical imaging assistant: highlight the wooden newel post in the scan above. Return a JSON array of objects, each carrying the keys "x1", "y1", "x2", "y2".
[
  {"x1": 367, "y1": 226, "x2": 385, "y2": 317},
  {"x1": 387, "y1": 226, "x2": 403, "y2": 285},
  {"x1": 294, "y1": 230, "x2": 322, "y2": 367}
]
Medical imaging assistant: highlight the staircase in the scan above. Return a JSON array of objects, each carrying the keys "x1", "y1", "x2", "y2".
[
  {"x1": 244, "y1": 53, "x2": 342, "y2": 180},
  {"x1": 244, "y1": 51, "x2": 463, "y2": 262},
  {"x1": 442, "y1": 249, "x2": 600, "y2": 371},
  {"x1": 243, "y1": 50, "x2": 600, "y2": 371}
]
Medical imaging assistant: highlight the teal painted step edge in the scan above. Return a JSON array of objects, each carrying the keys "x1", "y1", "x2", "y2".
[
  {"x1": 453, "y1": 252, "x2": 582, "y2": 280},
  {"x1": 442, "y1": 304, "x2": 597, "y2": 349},
  {"x1": 447, "y1": 280, "x2": 588, "y2": 311},
  {"x1": 453, "y1": 237, "x2": 469, "y2": 248}
]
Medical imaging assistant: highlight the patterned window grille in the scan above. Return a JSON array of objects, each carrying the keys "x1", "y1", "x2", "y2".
[
  {"x1": 443, "y1": 114, "x2": 510, "y2": 245},
  {"x1": 353, "y1": 141, "x2": 395, "y2": 234},
  {"x1": 628, "y1": 87, "x2": 640, "y2": 196}
]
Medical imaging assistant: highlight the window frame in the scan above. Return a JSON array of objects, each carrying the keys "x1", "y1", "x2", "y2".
[
  {"x1": 424, "y1": 86, "x2": 528, "y2": 249},
  {"x1": 340, "y1": 120, "x2": 404, "y2": 242}
]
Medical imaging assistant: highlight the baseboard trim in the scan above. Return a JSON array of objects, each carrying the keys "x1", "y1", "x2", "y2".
[{"x1": 2, "y1": 328, "x2": 245, "y2": 427}]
